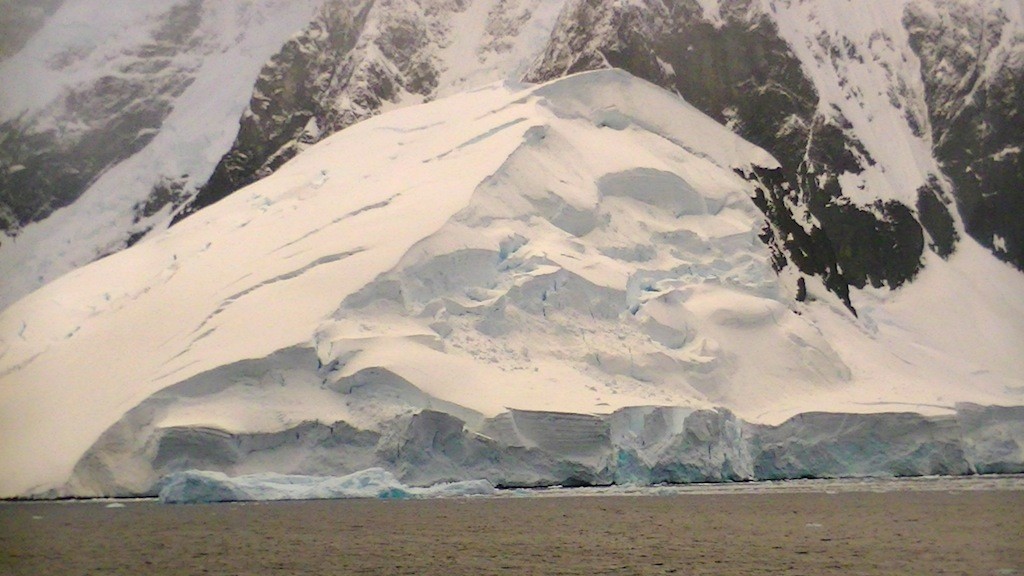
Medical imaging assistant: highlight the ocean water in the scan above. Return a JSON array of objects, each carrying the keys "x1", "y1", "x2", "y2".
[{"x1": 2, "y1": 476, "x2": 1022, "y2": 575}]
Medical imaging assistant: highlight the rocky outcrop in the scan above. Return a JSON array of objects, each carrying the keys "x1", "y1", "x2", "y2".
[
  {"x1": 180, "y1": 0, "x2": 376, "y2": 218},
  {"x1": 0, "y1": 0, "x2": 204, "y2": 234},
  {"x1": 905, "y1": 0, "x2": 1024, "y2": 269},
  {"x1": 179, "y1": 0, "x2": 459, "y2": 218},
  {"x1": 527, "y1": 0, "x2": 1021, "y2": 310}
]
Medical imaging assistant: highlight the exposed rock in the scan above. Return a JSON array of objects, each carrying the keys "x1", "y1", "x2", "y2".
[
  {"x1": 180, "y1": 0, "x2": 468, "y2": 219},
  {"x1": 915, "y1": 175, "x2": 959, "y2": 258},
  {"x1": 527, "y1": 0, "x2": 937, "y2": 312},
  {"x1": 905, "y1": 0, "x2": 1024, "y2": 269},
  {"x1": 0, "y1": 0, "x2": 204, "y2": 233}
]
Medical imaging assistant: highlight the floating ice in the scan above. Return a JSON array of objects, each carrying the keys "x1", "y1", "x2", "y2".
[{"x1": 158, "y1": 468, "x2": 495, "y2": 504}]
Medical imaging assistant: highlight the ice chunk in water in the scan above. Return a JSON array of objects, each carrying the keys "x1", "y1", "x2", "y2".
[{"x1": 158, "y1": 468, "x2": 494, "y2": 503}]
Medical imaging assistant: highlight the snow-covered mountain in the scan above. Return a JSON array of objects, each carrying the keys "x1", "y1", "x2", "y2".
[
  {"x1": 0, "y1": 0, "x2": 1022, "y2": 498},
  {"x1": 0, "y1": 0, "x2": 325, "y2": 306},
  {"x1": 2, "y1": 0, "x2": 1022, "y2": 310},
  {"x1": 1, "y1": 70, "x2": 1021, "y2": 498},
  {"x1": 0, "y1": 0, "x2": 567, "y2": 308},
  {"x1": 528, "y1": 0, "x2": 1024, "y2": 309}
]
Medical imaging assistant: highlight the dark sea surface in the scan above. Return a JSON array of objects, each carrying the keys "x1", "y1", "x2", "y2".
[{"x1": 2, "y1": 477, "x2": 1022, "y2": 575}]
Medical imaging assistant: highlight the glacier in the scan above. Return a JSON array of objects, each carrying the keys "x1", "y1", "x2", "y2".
[
  {"x1": 1, "y1": 69, "x2": 1023, "y2": 499},
  {"x1": 105, "y1": 403, "x2": 1024, "y2": 501},
  {"x1": 0, "y1": 0, "x2": 570, "y2": 310}
]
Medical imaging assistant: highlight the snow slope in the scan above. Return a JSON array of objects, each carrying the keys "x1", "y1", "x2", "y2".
[
  {"x1": 0, "y1": 0, "x2": 570, "y2": 311},
  {"x1": 526, "y1": 0, "x2": 1024, "y2": 308},
  {"x1": 0, "y1": 0, "x2": 324, "y2": 309},
  {"x1": 1, "y1": 70, "x2": 1021, "y2": 498},
  {"x1": 5, "y1": 0, "x2": 1021, "y2": 314}
]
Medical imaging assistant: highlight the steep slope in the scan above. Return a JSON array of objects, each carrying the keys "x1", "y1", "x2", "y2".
[
  {"x1": 0, "y1": 0, "x2": 324, "y2": 308},
  {"x1": 0, "y1": 0, "x2": 567, "y2": 310},
  {"x1": 904, "y1": 0, "x2": 1024, "y2": 267},
  {"x1": 1, "y1": 71, "x2": 1021, "y2": 498},
  {"x1": 179, "y1": 0, "x2": 567, "y2": 218},
  {"x1": 3, "y1": 0, "x2": 1020, "y2": 313},
  {"x1": 526, "y1": 0, "x2": 1024, "y2": 308}
]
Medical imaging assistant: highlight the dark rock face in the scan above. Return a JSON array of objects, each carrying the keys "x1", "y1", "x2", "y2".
[
  {"x1": 904, "y1": 0, "x2": 1024, "y2": 269},
  {"x1": 529, "y1": 0, "x2": 673, "y2": 84},
  {"x1": 745, "y1": 166, "x2": 923, "y2": 312},
  {"x1": 527, "y1": 0, "x2": 934, "y2": 312},
  {"x1": 916, "y1": 176, "x2": 959, "y2": 258},
  {"x1": 0, "y1": 0, "x2": 204, "y2": 234},
  {"x1": 178, "y1": 0, "x2": 454, "y2": 220},
  {"x1": 178, "y1": 1, "x2": 376, "y2": 219}
]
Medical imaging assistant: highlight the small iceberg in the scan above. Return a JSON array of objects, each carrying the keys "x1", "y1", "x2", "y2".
[{"x1": 158, "y1": 468, "x2": 494, "y2": 504}]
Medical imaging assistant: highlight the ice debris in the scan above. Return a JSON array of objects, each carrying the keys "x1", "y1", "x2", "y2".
[{"x1": 158, "y1": 467, "x2": 495, "y2": 504}]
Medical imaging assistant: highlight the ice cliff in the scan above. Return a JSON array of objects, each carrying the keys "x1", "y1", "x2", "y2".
[
  {"x1": 156, "y1": 403, "x2": 1024, "y2": 503},
  {"x1": 1, "y1": 70, "x2": 1021, "y2": 498}
]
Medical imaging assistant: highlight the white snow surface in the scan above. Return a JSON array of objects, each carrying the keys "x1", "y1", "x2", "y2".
[
  {"x1": 0, "y1": 69, "x2": 1022, "y2": 498},
  {"x1": 759, "y1": 0, "x2": 1024, "y2": 207},
  {"x1": 757, "y1": 0, "x2": 936, "y2": 206},
  {"x1": 0, "y1": 0, "x2": 325, "y2": 310},
  {"x1": 435, "y1": 0, "x2": 568, "y2": 97},
  {"x1": 0, "y1": 0, "x2": 570, "y2": 310}
]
